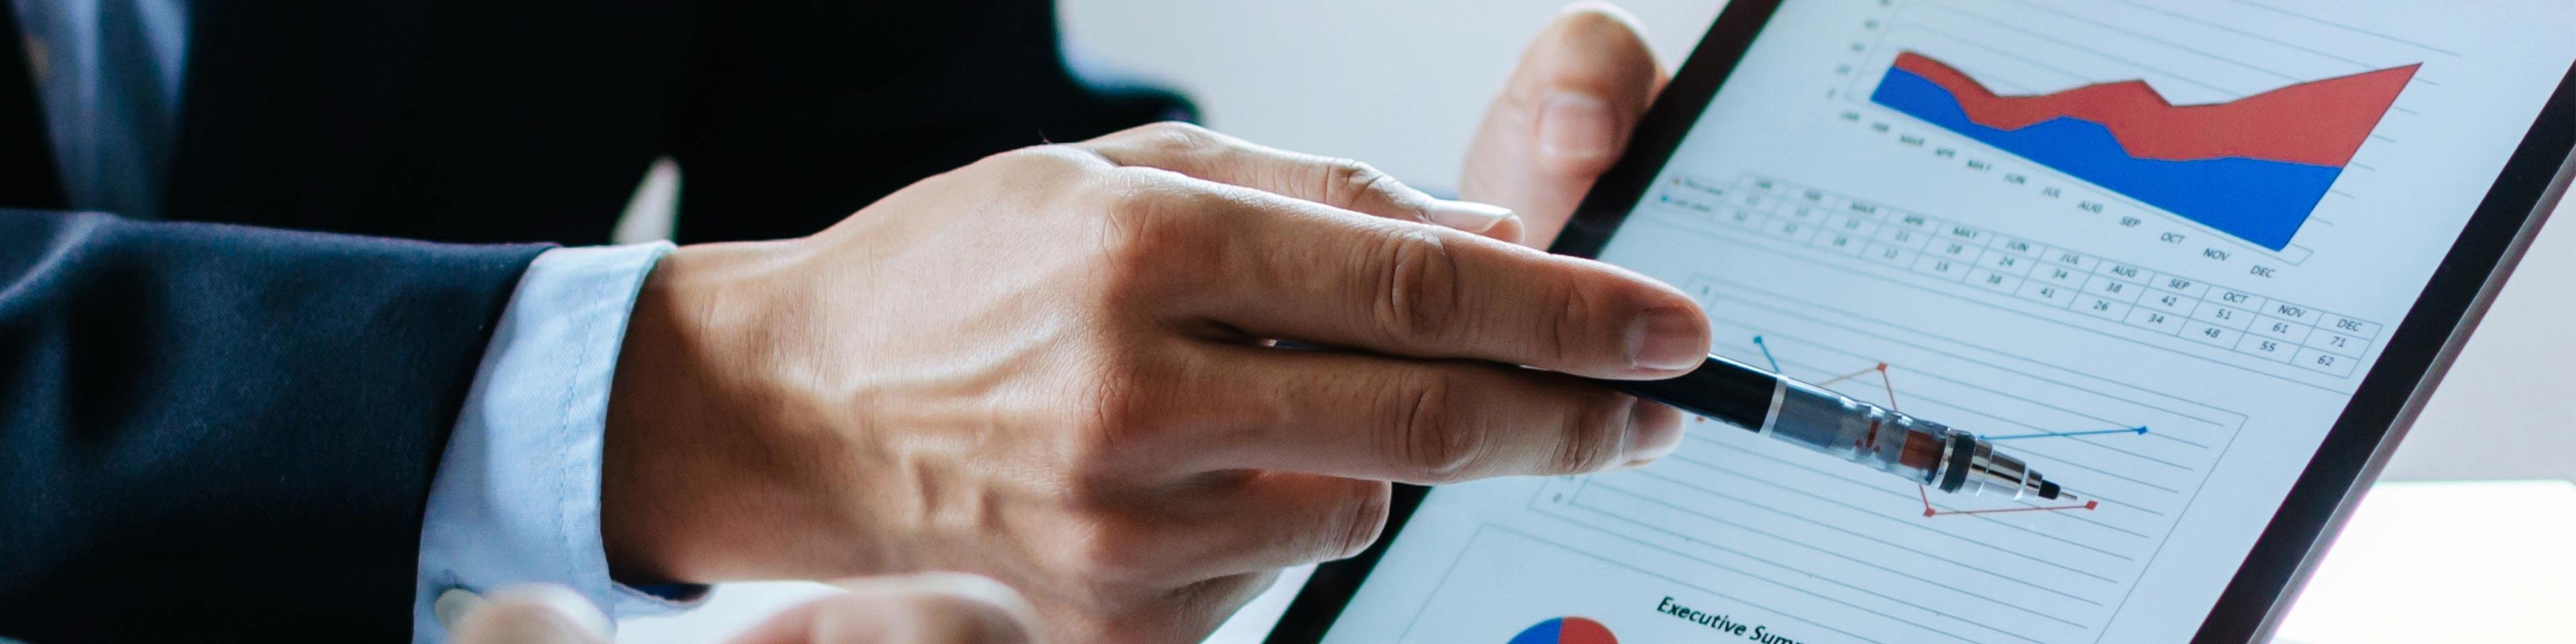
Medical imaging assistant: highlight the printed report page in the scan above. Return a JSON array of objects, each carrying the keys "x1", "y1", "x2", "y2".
[{"x1": 1316, "y1": 1, "x2": 2576, "y2": 643}]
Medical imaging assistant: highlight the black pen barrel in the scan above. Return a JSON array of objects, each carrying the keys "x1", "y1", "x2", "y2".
[{"x1": 1591, "y1": 354, "x2": 1778, "y2": 430}]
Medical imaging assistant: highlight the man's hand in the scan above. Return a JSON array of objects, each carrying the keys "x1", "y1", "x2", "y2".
[
  {"x1": 598, "y1": 120, "x2": 1709, "y2": 643},
  {"x1": 442, "y1": 575, "x2": 1037, "y2": 644},
  {"x1": 1462, "y1": 2, "x2": 1670, "y2": 248}
]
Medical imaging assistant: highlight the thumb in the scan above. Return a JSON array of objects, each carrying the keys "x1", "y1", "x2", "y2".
[
  {"x1": 441, "y1": 586, "x2": 614, "y2": 644},
  {"x1": 1459, "y1": 1, "x2": 1668, "y2": 248}
]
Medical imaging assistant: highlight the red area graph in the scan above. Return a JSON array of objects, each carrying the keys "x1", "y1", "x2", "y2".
[{"x1": 1892, "y1": 51, "x2": 2418, "y2": 166}]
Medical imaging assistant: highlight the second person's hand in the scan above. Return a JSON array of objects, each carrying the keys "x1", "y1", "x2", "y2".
[{"x1": 598, "y1": 119, "x2": 1707, "y2": 643}]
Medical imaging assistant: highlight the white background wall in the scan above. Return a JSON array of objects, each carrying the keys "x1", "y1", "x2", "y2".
[{"x1": 1056, "y1": 0, "x2": 2576, "y2": 484}]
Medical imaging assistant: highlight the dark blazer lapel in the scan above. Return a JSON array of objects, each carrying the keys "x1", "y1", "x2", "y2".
[
  {"x1": 164, "y1": 0, "x2": 435, "y2": 229},
  {"x1": 1, "y1": 6, "x2": 66, "y2": 209}
]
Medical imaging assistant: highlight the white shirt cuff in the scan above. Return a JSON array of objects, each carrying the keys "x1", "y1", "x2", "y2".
[{"x1": 412, "y1": 242, "x2": 687, "y2": 643}]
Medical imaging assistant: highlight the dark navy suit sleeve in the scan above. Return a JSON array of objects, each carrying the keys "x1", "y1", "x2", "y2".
[{"x1": 0, "y1": 210, "x2": 551, "y2": 641}]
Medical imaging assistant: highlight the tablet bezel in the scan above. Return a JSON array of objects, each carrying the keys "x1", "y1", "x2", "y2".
[{"x1": 1261, "y1": 1, "x2": 2576, "y2": 641}]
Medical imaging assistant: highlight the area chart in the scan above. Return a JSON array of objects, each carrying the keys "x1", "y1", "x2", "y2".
[{"x1": 1868, "y1": 50, "x2": 2418, "y2": 251}]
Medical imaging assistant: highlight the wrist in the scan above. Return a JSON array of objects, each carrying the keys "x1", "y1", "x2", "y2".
[{"x1": 600, "y1": 239, "x2": 853, "y2": 584}]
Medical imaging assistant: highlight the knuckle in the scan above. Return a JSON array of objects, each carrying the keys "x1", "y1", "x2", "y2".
[
  {"x1": 1067, "y1": 517, "x2": 1163, "y2": 584},
  {"x1": 1553, "y1": 390, "x2": 1633, "y2": 472},
  {"x1": 998, "y1": 144, "x2": 1104, "y2": 177},
  {"x1": 1387, "y1": 376, "x2": 1478, "y2": 482},
  {"x1": 1330, "y1": 484, "x2": 1393, "y2": 559},
  {"x1": 1134, "y1": 121, "x2": 1224, "y2": 154},
  {"x1": 1543, "y1": 278, "x2": 1597, "y2": 366},
  {"x1": 1370, "y1": 231, "x2": 1465, "y2": 343},
  {"x1": 1089, "y1": 179, "x2": 1212, "y2": 290},
  {"x1": 1318, "y1": 158, "x2": 1400, "y2": 214},
  {"x1": 1071, "y1": 358, "x2": 1169, "y2": 466}
]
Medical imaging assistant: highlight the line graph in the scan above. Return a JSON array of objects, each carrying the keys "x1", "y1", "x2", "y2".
[{"x1": 1730, "y1": 335, "x2": 2120, "y2": 519}]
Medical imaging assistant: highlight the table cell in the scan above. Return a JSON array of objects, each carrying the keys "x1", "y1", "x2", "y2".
[
  {"x1": 2031, "y1": 264, "x2": 2086, "y2": 288},
  {"x1": 1779, "y1": 203, "x2": 1827, "y2": 223},
  {"x1": 1790, "y1": 186, "x2": 1843, "y2": 211},
  {"x1": 2139, "y1": 289, "x2": 2198, "y2": 315},
  {"x1": 1990, "y1": 235, "x2": 2046, "y2": 258},
  {"x1": 1841, "y1": 200, "x2": 1888, "y2": 219},
  {"x1": 2303, "y1": 328, "x2": 2367, "y2": 359},
  {"x1": 2210, "y1": 287, "x2": 2267, "y2": 313},
  {"x1": 1874, "y1": 225, "x2": 1931, "y2": 249},
  {"x1": 2151, "y1": 274, "x2": 2212, "y2": 299},
  {"x1": 1764, "y1": 217, "x2": 1820, "y2": 243},
  {"x1": 1737, "y1": 192, "x2": 1782, "y2": 213},
  {"x1": 2236, "y1": 335, "x2": 2300, "y2": 364},
  {"x1": 2017, "y1": 280, "x2": 2078, "y2": 307},
  {"x1": 1888, "y1": 210, "x2": 1942, "y2": 233},
  {"x1": 1966, "y1": 268, "x2": 2024, "y2": 294},
  {"x1": 2076, "y1": 295, "x2": 2133, "y2": 322},
  {"x1": 2081, "y1": 274, "x2": 2147, "y2": 303},
  {"x1": 1719, "y1": 205, "x2": 1766, "y2": 229},
  {"x1": 2293, "y1": 346, "x2": 2360, "y2": 377},
  {"x1": 1739, "y1": 175, "x2": 1783, "y2": 193},
  {"x1": 2190, "y1": 301, "x2": 2257, "y2": 331},
  {"x1": 1814, "y1": 231, "x2": 1872, "y2": 256},
  {"x1": 1927, "y1": 238, "x2": 1980, "y2": 261},
  {"x1": 2100, "y1": 262, "x2": 2155, "y2": 284},
  {"x1": 2261, "y1": 300, "x2": 2324, "y2": 325},
  {"x1": 1976, "y1": 248, "x2": 2035, "y2": 276},
  {"x1": 1913, "y1": 254, "x2": 1972, "y2": 282},
  {"x1": 1937, "y1": 223, "x2": 1986, "y2": 246},
  {"x1": 2124, "y1": 307, "x2": 2187, "y2": 335},
  {"x1": 2247, "y1": 315, "x2": 2313, "y2": 344},
  {"x1": 1821, "y1": 212, "x2": 1880, "y2": 237},
  {"x1": 2322, "y1": 313, "x2": 2383, "y2": 339},
  {"x1": 2181, "y1": 319, "x2": 2245, "y2": 349},
  {"x1": 2041, "y1": 248, "x2": 2100, "y2": 273},
  {"x1": 1864, "y1": 243, "x2": 1919, "y2": 269}
]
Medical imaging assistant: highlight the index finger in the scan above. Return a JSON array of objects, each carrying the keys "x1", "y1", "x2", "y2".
[
  {"x1": 1078, "y1": 122, "x2": 1527, "y2": 243},
  {"x1": 1144, "y1": 174, "x2": 1710, "y2": 378}
]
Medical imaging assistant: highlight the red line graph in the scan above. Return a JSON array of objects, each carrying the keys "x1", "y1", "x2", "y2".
[
  {"x1": 1893, "y1": 50, "x2": 2418, "y2": 166},
  {"x1": 1917, "y1": 485, "x2": 2099, "y2": 517}
]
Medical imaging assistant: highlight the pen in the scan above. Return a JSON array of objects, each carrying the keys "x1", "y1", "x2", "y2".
[{"x1": 1589, "y1": 354, "x2": 2078, "y2": 502}]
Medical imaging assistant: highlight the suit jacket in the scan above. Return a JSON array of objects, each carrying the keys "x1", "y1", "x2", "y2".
[{"x1": 0, "y1": 1, "x2": 1184, "y2": 639}]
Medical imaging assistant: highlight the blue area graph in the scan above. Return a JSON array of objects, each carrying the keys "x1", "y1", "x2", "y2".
[{"x1": 1870, "y1": 67, "x2": 2342, "y2": 251}]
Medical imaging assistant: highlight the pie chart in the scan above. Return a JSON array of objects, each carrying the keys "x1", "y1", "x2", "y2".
[{"x1": 1506, "y1": 616, "x2": 1617, "y2": 644}]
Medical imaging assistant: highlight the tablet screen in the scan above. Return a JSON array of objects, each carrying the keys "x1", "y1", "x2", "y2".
[{"x1": 1312, "y1": 2, "x2": 2575, "y2": 643}]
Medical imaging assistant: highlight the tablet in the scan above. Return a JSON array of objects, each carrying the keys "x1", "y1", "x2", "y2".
[{"x1": 1257, "y1": 2, "x2": 2576, "y2": 643}]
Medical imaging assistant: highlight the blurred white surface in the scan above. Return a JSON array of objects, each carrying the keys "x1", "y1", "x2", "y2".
[
  {"x1": 2272, "y1": 480, "x2": 2576, "y2": 644},
  {"x1": 616, "y1": 1, "x2": 2576, "y2": 641}
]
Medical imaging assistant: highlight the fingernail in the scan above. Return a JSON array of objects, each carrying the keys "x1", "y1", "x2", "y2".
[
  {"x1": 1621, "y1": 397, "x2": 1682, "y2": 468},
  {"x1": 433, "y1": 588, "x2": 484, "y2": 630},
  {"x1": 1538, "y1": 92, "x2": 1619, "y2": 163},
  {"x1": 1428, "y1": 199, "x2": 1518, "y2": 233},
  {"x1": 1626, "y1": 306, "x2": 1704, "y2": 371}
]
